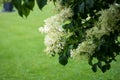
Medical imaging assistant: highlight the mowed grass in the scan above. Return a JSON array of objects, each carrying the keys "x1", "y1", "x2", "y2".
[{"x1": 0, "y1": 3, "x2": 120, "y2": 80}]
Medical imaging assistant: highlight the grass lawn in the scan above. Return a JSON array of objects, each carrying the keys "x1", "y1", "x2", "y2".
[{"x1": 0, "y1": 3, "x2": 120, "y2": 80}]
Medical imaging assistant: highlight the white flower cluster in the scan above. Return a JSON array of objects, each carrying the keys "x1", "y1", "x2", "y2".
[
  {"x1": 86, "y1": 4, "x2": 120, "y2": 39},
  {"x1": 70, "y1": 4, "x2": 120, "y2": 58},
  {"x1": 39, "y1": 7, "x2": 73, "y2": 55},
  {"x1": 70, "y1": 40, "x2": 97, "y2": 58}
]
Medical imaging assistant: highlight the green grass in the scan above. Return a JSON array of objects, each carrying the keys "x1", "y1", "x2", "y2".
[{"x1": 0, "y1": 3, "x2": 120, "y2": 80}]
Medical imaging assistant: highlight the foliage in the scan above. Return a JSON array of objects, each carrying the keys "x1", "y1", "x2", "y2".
[{"x1": 11, "y1": 0, "x2": 120, "y2": 72}]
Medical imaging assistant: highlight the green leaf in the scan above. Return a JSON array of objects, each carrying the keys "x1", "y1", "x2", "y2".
[
  {"x1": 92, "y1": 63, "x2": 97, "y2": 72},
  {"x1": 101, "y1": 65, "x2": 107, "y2": 73},
  {"x1": 88, "y1": 57, "x2": 93, "y2": 65},
  {"x1": 97, "y1": 61, "x2": 102, "y2": 69},
  {"x1": 22, "y1": 3, "x2": 30, "y2": 17},
  {"x1": 12, "y1": 0, "x2": 22, "y2": 10},
  {"x1": 59, "y1": 55, "x2": 68, "y2": 66},
  {"x1": 106, "y1": 64, "x2": 111, "y2": 70},
  {"x1": 36, "y1": 0, "x2": 47, "y2": 10},
  {"x1": 12, "y1": 0, "x2": 22, "y2": 17},
  {"x1": 18, "y1": 9, "x2": 23, "y2": 17},
  {"x1": 24, "y1": 0, "x2": 35, "y2": 10}
]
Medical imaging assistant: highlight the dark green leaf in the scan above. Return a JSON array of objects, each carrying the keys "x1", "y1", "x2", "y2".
[
  {"x1": 97, "y1": 61, "x2": 102, "y2": 69},
  {"x1": 12, "y1": 0, "x2": 22, "y2": 17},
  {"x1": 36, "y1": 0, "x2": 47, "y2": 10},
  {"x1": 92, "y1": 63, "x2": 97, "y2": 72},
  {"x1": 101, "y1": 65, "x2": 107, "y2": 73},
  {"x1": 12, "y1": 0, "x2": 22, "y2": 10},
  {"x1": 59, "y1": 55, "x2": 68, "y2": 66},
  {"x1": 22, "y1": 3, "x2": 30, "y2": 17},
  {"x1": 106, "y1": 64, "x2": 111, "y2": 70},
  {"x1": 88, "y1": 57, "x2": 93, "y2": 65},
  {"x1": 25, "y1": 0, "x2": 35, "y2": 10},
  {"x1": 18, "y1": 9, "x2": 23, "y2": 17}
]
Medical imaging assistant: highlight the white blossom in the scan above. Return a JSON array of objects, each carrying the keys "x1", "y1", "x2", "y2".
[
  {"x1": 71, "y1": 4, "x2": 120, "y2": 58},
  {"x1": 70, "y1": 41, "x2": 97, "y2": 58},
  {"x1": 39, "y1": 7, "x2": 73, "y2": 55}
]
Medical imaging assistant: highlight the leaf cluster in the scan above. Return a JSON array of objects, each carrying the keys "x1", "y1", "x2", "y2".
[
  {"x1": 11, "y1": 0, "x2": 48, "y2": 17},
  {"x1": 11, "y1": 0, "x2": 120, "y2": 72},
  {"x1": 56, "y1": 0, "x2": 120, "y2": 73}
]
